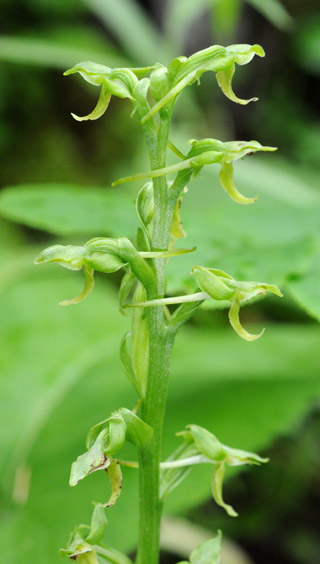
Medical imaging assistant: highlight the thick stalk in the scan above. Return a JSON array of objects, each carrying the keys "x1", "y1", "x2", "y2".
[{"x1": 136, "y1": 115, "x2": 175, "y2": 564}]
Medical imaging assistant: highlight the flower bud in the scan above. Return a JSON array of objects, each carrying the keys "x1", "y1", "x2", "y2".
[{"x1": 150, "y1": 64, "x2": 169, "y2": 102}]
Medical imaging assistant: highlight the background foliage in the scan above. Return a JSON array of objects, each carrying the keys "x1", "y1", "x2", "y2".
[{"x1": 1, "y1": 1, "x2": 320, "y2": 563}]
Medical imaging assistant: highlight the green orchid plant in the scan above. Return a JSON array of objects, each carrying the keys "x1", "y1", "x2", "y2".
[{"x1": 35, "y1": 43, "x2": 281, "y2": 564}]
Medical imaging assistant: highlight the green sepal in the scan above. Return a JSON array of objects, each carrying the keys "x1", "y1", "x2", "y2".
[
  {"x1": 104, "y1": 459, "x2": 122, "y2": 508},
  {"x1": 75, "y1": 552, "x2": 99, "y2": 564},
  {"x1": 180, "y1": 425, "x2": 226, "y2": 462},
  {"x1": 85, "y1": 503, "x2": 108, "y2": 545},
  {"x1": 149, "y1": 64, "x2": 169, "y2": 102},
  {"x1": 118, "y1": 408, "x2": 153, "y2": 448},
  {"x1": 119, "y1": 269, "x2": 136, "y2": 314},
  {"x1": 34, "y1": 244, "x2": 85, "y2": 270},
  {"x1": 189, "y1": 531, "x2": 222, "y2": 564},
  {"x1": 86, "y1": 408, "x2": 152, "y2": 453},
  {"x1": 192, "y1": 266, "x2": 235, "y2": 301},
  {"x1": 60, "y1": 529, "x2": 91, "y2": 559},
  {"x1": 84, "y1": 238, "x2": 127, "y2": 273},
  {"x1": 120, "y1": 332, "x2": 140, "y2": 393},
  {"x1": 95, "y1": 546, "x2": 133, "y2": 564},
  {"x1": 86, "y1": 412, "x2": 127, "y2": 453},
  {"x1": 136, "y1": 182, "x2": 154, "y2": 244},
  {"x1": 69, "y1": 421, "x2": 124, "y2": 506},
  {"x1": 60, "y1": 529, "x2": 98, "y2": 563},
  {"x1": 69, "y1": 430, "x2": 112, "y2": 487}
]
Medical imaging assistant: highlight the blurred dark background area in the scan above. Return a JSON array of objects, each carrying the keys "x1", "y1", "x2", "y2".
[
  {"x1": 1, "y1": 0, "x2": 320, "y2": 187},
  {"x1": 1, "y1": 2, "x2": 320, "y2": 564}
]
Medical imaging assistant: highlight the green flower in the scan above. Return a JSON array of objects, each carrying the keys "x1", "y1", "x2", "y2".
[{"x1": 192, "y1": 266, "x2": 283, "y2": 341}]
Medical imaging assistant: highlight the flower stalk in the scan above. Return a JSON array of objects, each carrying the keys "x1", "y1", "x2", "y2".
[{"x1": 35, "y1": 43, "x2": 282, "y2": 564}]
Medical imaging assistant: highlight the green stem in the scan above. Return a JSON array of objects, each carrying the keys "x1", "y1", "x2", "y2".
[{"x1": 135, "y1": 112, "x2": 176, "y2": 564}]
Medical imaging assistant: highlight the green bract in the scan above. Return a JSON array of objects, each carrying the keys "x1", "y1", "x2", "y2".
[{"x1": 186, "y1": 531, "x2": 222, "y2": 564}]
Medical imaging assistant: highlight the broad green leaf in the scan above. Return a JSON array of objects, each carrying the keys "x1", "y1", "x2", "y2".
[
  {"x1": 189, "y1": 531, "x2": 222, "y2": 564},
  {"x1": 287, "y1": 258, "x2": 320, "y2": 322},
  {"x1": 69, "y1": 430, "x2": 112, "y2": 487},
  {"x1": 2, "y1": 255, "x2": 320, "y2": 564},
  {"x1": 0, "y1": 184, "x2": 137, "y2": 236}
]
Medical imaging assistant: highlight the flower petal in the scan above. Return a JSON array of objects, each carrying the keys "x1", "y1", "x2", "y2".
[
  {"x1": 212, "y1": 462, "x2": 238, "y2": 517},
  {"x1": 228, "y1": 294, "x2": 265, "y2": 341},
  {"x1": 216, "y1": 64, "x2": 258, "y2": 105},
  {"x1": 104, "y1": 459, "x2": 122, "y2": 507},
  {"x1": 60, "y1": 265, "x2": 94, "y2": 306},
  {"x1": 71, "y1": 86, "x2": 111, "y2": 122},
  {"x1": 219, "y1": 162, "x2": 258, "y2": 204}
]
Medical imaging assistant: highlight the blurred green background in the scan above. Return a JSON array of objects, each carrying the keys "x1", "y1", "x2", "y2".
[{"x1": 1, "y1": 1, "x2": 320, "y2": 563}]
